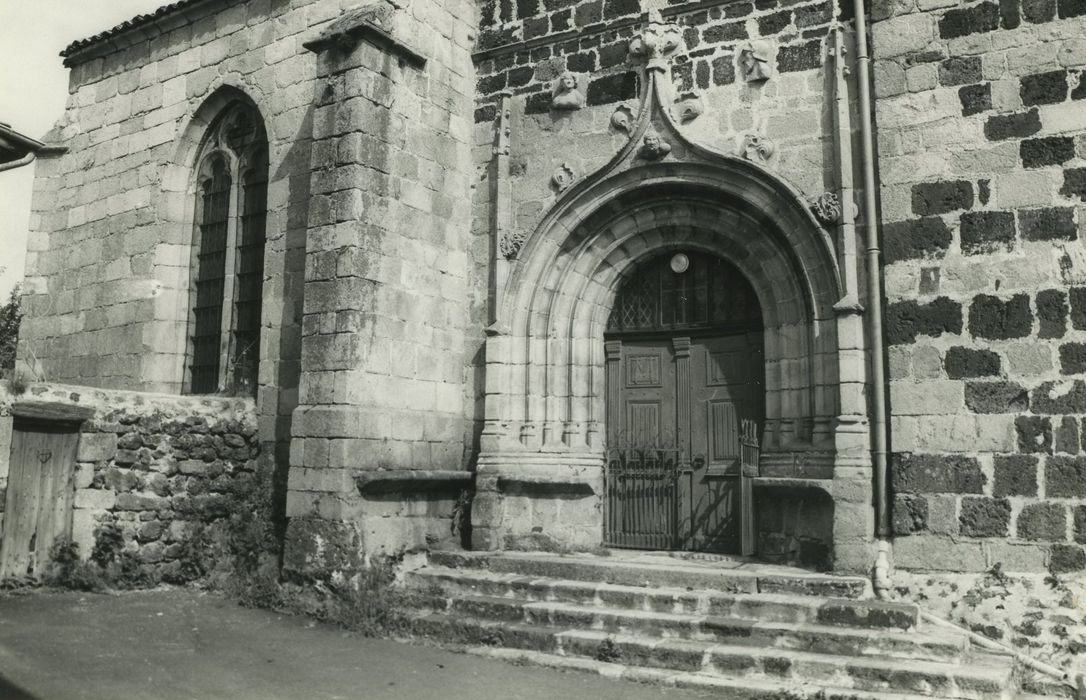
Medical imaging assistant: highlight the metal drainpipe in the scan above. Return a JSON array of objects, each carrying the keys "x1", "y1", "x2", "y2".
[
  {"x1": 851, "y1": 0, "x2": 893, "y2": 596},
  {"x1": 0, "y1": 151, "x2": 36, "y2": 173}
]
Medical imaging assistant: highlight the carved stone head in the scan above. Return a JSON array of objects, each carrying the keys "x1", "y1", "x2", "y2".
[
  {"x1": 738, "y1": 40, "x2": 773, "y2": 83},
  {"x1": 550, "y1": 72, "x2": 584, "y2": 110},
  {"x1": 639, "y1": 130, "x2": 672, "y2": 160}
]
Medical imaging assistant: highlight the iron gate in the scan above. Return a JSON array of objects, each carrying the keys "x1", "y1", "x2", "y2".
[
  {"x1": 603, "y1": 447, "x2": 684, "y2": 549},
  {"x1": 603, "y1": 421, "x2": 760, "y2": 553}
]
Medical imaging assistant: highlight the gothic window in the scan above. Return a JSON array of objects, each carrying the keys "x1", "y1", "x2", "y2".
[
  {"x1": 607, "y1": 252, "x2": 762, "y2": 333},
  {"x1": 187, "y1": 103, "x2": 268, "y2": 396}
]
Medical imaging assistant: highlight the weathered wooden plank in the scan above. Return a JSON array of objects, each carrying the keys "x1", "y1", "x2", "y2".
[
  {"x1": 10, "y1": 401, "x2": 95, "y2": 423},
  {"x1": 1, "y1": 429, "x2": 40, "y2": 578}
]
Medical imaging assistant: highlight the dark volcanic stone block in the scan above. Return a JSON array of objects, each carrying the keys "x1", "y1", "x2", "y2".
[
  {"x1": 1055, "y1": 415, "x2": 1080, "y2": 454},
  {"x1": 885, "y1": 297, "x2": 963, "y2": 345},
  {"x1": 912, "y1": 180, "x2": 974, "y2": 216},
  {"x1": 965, "y1": 381, "x2": 1029, "y2": 413},
  {"x1": 892, "y1": 494, "x2": 928, "y2": 534},
  {"x1": 1031, "y1": 380, "x2": 1086, "y2": 414},
  {"x1": 939, "y1": 56, "x2": 984, "y2": 86},
  {"x1": 1073, "y1": 73, "x2": 1086, "y2": 100},
  {"x1": 959, "y1": 497, "x2": 1011, "y2": 537},
  {"x1": 945, "y1": 347, "x2": 1001, "y2": 378},
  {"x1": 1021, "y1": 137, "x2": 1076, "y2": 168},
  {"x1": 712, "y1": 55, "x2": 735, "y2": 85},
  {"x1": 891, "y1": 453, "x2": 985, "y2": 494},
  {"x1": 1020, "y1": 69, "x2": 1068, "y2": 106},
  {"x1": 984, "y1": 108, "x2": 1041, "y2": 140},
  {"x1": 672, "y1": 62, "x2": 694, "y2": 91},
  {"x1": 993, "y1": 454, "x2": 1038, "y2": 497},
  {"x1": 1022, "y1": 0, "x2": 1056, "y2": 21},
  {"x1": 960, "y1": 210, "x2": 1015, "y2": 254},
  {"x1": 777, "y1": 40, "x2": 822, "y2": 72},
  {"x1": 603, "y1": 0, "x2": 640, "y2": 18},
  {"x1": 758, "y1": 9, "x2": 792, "y2": 34},
  {"x1": 959, "y1": 83, "x2": 993, "y2": 116},
  {"x1": 1017, "y1": 502, "x2": 1066, "y2": 540},
  {"x1": 1000, "y1": 0, "x2": 1022, "y2": 26},
  {"x1": 1058, "y1": 0, "x2": 1086, "y2": 18},
  {"x1": 1047, "y1": 455, "x2": 1086, "y2": 497},
  {"x1": 1050, "y1": 545, "x2": 1086, "y2": 573},
  {"x1": 1037, "y1": 289, "x2": 1068, "y2": 338},
  {"x1": 939, "y1": 1, "x2": 1000, "y2": 38},
  {"x1": 703, "y1": 21, "x2": 748, "y2": 43},
  {"x1": 1060, "y1": 342, "x2": 1086, "y2": 374},
  {"x1": 524, "y1": 91, "x2": 551, "y2": 114},
  {"x1": 1071, "y1": 288, "x2": 1086, "y2": 329},
  {"x1": 1016, "y1": 416, "x2": 1052, "y2": 453},
  {"x1": 883, "y1": 217, "x2": 953, "y2": 263},
  {"x1": 585, "y1": 71, "x2": 638, "y2": 105},
  {"x1": 1074, "y1": 506, "x2": 1086, "y2": 544},
  {"x1": 969, "y1": 294, "x2": 1033, "y2": 339},
  {"x1": 1059, "y1": 167, "x2": 1086, "y2": 201}
]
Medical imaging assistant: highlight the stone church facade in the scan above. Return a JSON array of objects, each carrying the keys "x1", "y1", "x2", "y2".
[{"x1": 3, "y1": 0, "x2": 1086, "y2": 605}]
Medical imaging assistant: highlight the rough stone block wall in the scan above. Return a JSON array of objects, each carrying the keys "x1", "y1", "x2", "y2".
[
  {"x1": 0, "y1": 384, "x2": 260, "y2": 582},
  {"x1": 874, "y1": 0, "x2": 1086, "y2": 574}
]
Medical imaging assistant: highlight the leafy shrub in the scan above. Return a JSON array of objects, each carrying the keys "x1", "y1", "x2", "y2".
[{"x1": 43, "y1": 538, "x2": 105, "y2": 592}]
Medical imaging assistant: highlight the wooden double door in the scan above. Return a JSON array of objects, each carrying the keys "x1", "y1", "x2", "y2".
[{"x1": 604, "y1": 331, "x2": 763, "y2": 554}]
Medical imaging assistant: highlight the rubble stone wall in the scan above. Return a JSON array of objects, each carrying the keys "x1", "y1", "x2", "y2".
[
  {"x1": 0, "y1": 383, "x2": 261, "y2": 582},
  {"x1": 874, "y1": 0, "x2": 1086, "y2": 574}
]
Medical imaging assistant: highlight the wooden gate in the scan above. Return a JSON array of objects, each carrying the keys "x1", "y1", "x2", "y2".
[{"x1": 0, "y1": 419, "x2": 80, "y2": 579}]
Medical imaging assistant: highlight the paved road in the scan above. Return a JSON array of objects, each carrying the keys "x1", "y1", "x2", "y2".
[{"x1": 0, "y1": 589, "x2": 713, "y2": 700}]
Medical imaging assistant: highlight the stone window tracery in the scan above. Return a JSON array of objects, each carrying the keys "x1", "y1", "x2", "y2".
[{"x1": 187, "y1": 102, "x2": 268, "y2": 396}]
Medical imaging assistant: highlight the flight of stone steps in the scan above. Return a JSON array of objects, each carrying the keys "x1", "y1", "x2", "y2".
[{"x1": 403, "y1": 550, "x2": 1023, "y2": 699}]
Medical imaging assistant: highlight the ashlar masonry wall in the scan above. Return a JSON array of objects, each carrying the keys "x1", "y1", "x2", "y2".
[
  {"x1": 282, "y1": 0, "x2": 479, "y2": 577},
  {"x1": 873, "y1": 0, "x2": 1086, "y2": 575}
]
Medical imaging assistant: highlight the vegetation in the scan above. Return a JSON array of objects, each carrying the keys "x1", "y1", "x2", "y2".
[{"x1": 0, "y1": 284, "x2": 22, "y2": 378}]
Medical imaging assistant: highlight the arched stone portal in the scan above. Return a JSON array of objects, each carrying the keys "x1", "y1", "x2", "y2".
[{"x1": 472, "y1": 158, "x2": 874, "y2": 573}]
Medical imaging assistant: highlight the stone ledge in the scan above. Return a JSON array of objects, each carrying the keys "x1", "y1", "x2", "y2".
[
  {"x1": 496, "y1": 474, "x2": 596, "y2": 495},
  {"x1": 354, "y1": 469, "x2": 472, "y2": 495},
  {"x1": 752, "y1": 476, "x2": 835, "y2": 495}
]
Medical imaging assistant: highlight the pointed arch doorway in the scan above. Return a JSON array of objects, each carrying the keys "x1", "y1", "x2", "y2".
[{"x1": 603, "y1": 251, "x2": 765, "y2": 554}]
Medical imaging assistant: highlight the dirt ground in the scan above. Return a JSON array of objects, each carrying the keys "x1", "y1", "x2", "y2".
[{"x1": 0, "y1": 588, "x2": 714, "y2": 700}]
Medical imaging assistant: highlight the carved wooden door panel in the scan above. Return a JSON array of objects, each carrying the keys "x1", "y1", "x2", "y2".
[
  {"x1": 612, "y1": 341, "x2": 677, "y2": 448},
  {"x1": 0, "y1": 419, "x2": 79, "y2": 579},
  {"x1": 687, "y1": 332, "x2": 763, "y2": 553}
]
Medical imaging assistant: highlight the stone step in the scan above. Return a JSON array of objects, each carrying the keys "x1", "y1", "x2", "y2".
[
  {"x1": 410, "y1": 613, "x2": 1013, "y2": 699},
  {"x1": 439, "y1": 594, "x2": 964, "y2": 662},
  {"x1": 467, "y1": 646, "x2": 967, "y2": 700},
  {"x1": 409, "y1": 565, "x2": 919, "y2": 630},
  {"x1": 428, "y1": 550, "x2": 872, "y2": 599}
]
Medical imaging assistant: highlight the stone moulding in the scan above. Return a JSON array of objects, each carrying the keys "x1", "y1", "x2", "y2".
[
  {"x1": 302, "y1": 3, "x2": 427, "y2": 67},
  {"x1": 353, "y1": 470, "x2": 473, "y2": 495}
]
